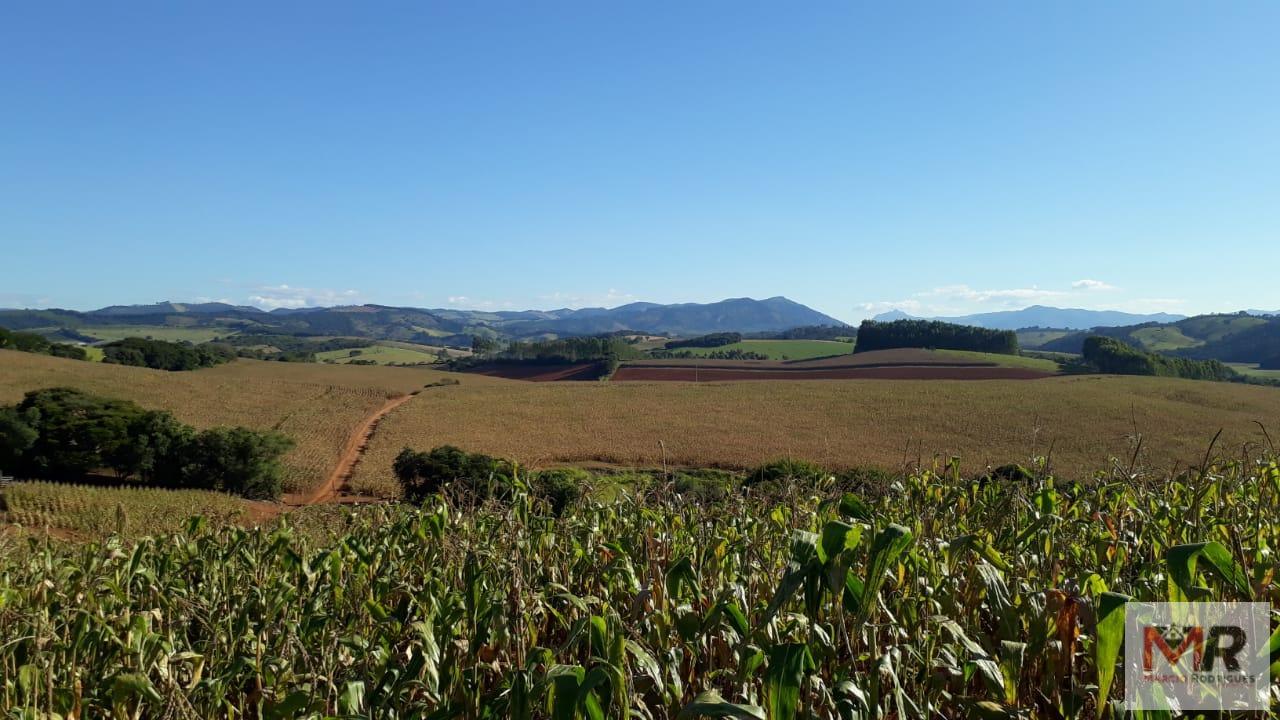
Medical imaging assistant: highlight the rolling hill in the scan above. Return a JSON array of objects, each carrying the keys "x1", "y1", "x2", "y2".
[{"x1": 1035, "y1": 313, "x2": 1280, "y2": 363}]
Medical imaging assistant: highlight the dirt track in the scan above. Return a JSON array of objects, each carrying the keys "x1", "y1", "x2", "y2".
[{"x1": 295, "y1": 393, "x2": 415, "y2": 505}]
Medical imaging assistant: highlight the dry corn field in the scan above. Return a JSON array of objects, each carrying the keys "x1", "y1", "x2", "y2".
[
  {"x1": 0, "y1": 481, "x2": 246, "y2": 539},
  {"x1": 351, "y1": 374, "x2": 1280, "y2": 497},
  {"x1": 0, "y1": 350, "x2": 470, "y2": 492}
]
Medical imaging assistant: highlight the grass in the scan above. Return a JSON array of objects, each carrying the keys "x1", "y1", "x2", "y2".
[
  {"x1": 1228, "y1": 362, "x2": 1280, "y2": 379},
  {"x1": 1014, "y1": 329, "x2": 1070, "y2": 348},
  {"x1": 1129, "y1": 325, "x2": 1201, "y2": 351},
  {"x1": 350, "y1": 372, "x2": 1280, "y2": 497},
  {"x1": 933, "y1": 349, "x2": 1061, "y2": 372},
  {"x1": 0, "y1": 350, "x2": 482, "y2": 492},
  {"x1": 81, "y1": 345, "x2": 104, "y2": 361},
  {"x1": 675, "y1": 339, "x2": 852, "y2": 360},
  {"x1": 0, "y1": 481, "x2": 246, "y2": 539},
  {"x1": 77, "y1": 324, "x2": 235, "y2": 343},
  {"x1": 316, "y1": 342, "x2": 444, "y2": 365}
]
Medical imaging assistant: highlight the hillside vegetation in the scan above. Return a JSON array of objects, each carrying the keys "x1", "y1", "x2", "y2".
[{"x1": 1039, "y1": 312, "x2": 1280, "y2": 363}]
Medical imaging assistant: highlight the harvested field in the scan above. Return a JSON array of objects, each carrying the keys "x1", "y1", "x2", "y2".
[
  {"x1": 0, "y1": 350, "x2": 488, "y2": 492},
  {"x1": 615, "y1": 348, "x2": 1057, "y2": 380},
  {"x1": 466, "y1": 362, "x2": 604, "y2": 381},
  {"x1": 612, "y1": 365, "x2": 1052, "y2": 381},
  {"x1": 349, "y1": 373, "x2": 1280, "y2": 497}
]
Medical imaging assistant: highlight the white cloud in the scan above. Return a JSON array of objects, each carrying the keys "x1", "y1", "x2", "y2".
[
  {"x1": 538, "y1": 288, "x2": 637, "y2": 308},
  {"x1": 247, "y1": 284, "x2": 362, "y2": 310},
  {"x1": 856, "y1": 281, "x2": 1177, "y2": 320}
]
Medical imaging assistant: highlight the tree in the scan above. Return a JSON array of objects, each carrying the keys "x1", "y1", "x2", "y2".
[
  {"x1": 16, "y1": 388, "x2": 142, "y2": 480},
  {"x1": 0, "y1": 407, "x2": 37, "y2": 475},
  {"x1": 180, "y1": 427, "x2": 293, "y2": 500}
]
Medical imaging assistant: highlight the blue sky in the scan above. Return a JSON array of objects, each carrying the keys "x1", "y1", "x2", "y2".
[{"x1": 3, "y1": 2, "x2": 1278, "y2": 322}]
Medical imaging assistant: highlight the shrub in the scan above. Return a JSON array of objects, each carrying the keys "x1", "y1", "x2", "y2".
[
  {"x1": 394, "y1": 445, "x2": 515, "y2": 504},
  {"x1": 672, "y1": 468, "x2": 739, "y2": 502},
  {"x1": 744, "y1": 457, "x2": 826, "y2": 488},
  {"x1": 533, "y1": 468, "x2": 589, "y2": 515}
]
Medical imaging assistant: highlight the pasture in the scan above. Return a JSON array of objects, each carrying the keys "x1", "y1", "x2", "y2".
[{"x1": 316, "y1": 341, "x2": 443, "y2": 365}]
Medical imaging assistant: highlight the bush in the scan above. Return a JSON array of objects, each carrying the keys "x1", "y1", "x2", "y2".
[
  {"x1": 744, "y1": 458, "x2": 826, "y2": 488},
  {"x1": 672, "y1": 468, "x2": 739, "y2": 502},
  {"x1": 533, "y1": 468, "x2": 589, "y2": 515},
  {"x1": 394, "y1": 445, "x2": 515, "y2": 503}
]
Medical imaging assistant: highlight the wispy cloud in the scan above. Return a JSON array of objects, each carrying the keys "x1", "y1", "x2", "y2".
[
  {"x1": 1071, "y1": 279, "x2": 1117, "y2": 291},
  {"x1": 246, "y1": 284, "x2": 362, "y2": 310},
  {"x1": 537, "y1": 289, "x2": 637, "y2": 308},
  {"x1": 857, "y1": 280, "x2": 1164, "y2": 319}
]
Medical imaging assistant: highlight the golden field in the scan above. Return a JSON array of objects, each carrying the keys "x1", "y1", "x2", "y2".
[
  {"x1": 350, "y1": 373, "x2": 1280, "y2": 496},
  {"x1": 0, "y1": 350, "x2": 479, "y2": 492}
]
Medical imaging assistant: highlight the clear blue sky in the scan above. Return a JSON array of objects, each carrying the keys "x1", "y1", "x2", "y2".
[{"x1": 3, "y1": 2, "x2": 1278, "y2": 321}]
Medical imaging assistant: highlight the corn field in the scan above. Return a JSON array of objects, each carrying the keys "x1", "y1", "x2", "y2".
[{"x1": 2, "y1": 460, "x2": 1279, "y2": 718}]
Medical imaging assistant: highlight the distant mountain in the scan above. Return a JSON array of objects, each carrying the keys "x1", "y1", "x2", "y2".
[
  {"x1": 1246, "y1": 309, "x2": 1280, "y2": 316},
  {"x1": 872, "y1": 305, "x2": 1186, "y2": 330},
  {"x1": 501, "y1": 297, "x2": 846, "y2": 337},
  {"x1": 1, "y1": 296, "x2": 845, "y2": 346},
  {"x1": 92, "y1": 301, "x2": 266, "y2": 316}
]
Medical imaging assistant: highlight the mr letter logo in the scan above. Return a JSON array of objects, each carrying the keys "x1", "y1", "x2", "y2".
[{"x1": 1125, "y1": 602, "x2": 1269, "y2": 711}]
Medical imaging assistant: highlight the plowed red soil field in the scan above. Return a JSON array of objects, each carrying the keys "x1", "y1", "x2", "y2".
[{"x1": 468, "y1": 362, "x2": 604, "y2": 381}]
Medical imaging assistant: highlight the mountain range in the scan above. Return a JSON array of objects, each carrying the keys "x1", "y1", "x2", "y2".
[
  {"x1": 872, "y1": 305, "x2": 1187, "y2": 330},
  {"x1": 0, "y1": 296, "x2": 847, "y2": 346}
]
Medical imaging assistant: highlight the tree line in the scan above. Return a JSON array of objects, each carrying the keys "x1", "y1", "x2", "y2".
[
  {"x1": 0, "y1": 388, "x2": 293, "y2": 499},
  {"x1": 854, "y1": 319, "x2": 1018, "y2": 355},
  {"x1": 664, "y1": 332, "x2": 742, "y2": 349},
  {"x1": 649, "y1": 348, "x2": 769, "y2": 360},
  {"x1": 0, "y1": 326, "x2": 89, "y2": 360},
  {"x1": 102, "y1": 337, "x2": 237, "y2": 370},
  {"x1": 1081, "y1": 336, "x2": 1237, "y2": 381},
  {"x1": 495, "y1": 336, "x2": 642, "y2": 364}
]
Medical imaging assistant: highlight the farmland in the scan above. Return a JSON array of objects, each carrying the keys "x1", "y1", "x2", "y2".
[
  {"x1": 0, "y1": 349, "x2": 464, "y2": 492},
  {"x1": 349, "y1": 371, "x2": 1280, "y2": 497},
  {"x1": 316, "y1": 341, "x2": 444, "y2": 365},
  {"x1": 1, "y1": 455, "x2": 1276, "y2": 717},
  {"x1": 0, "y1": 481, "x2": 246, "y2": 539}
]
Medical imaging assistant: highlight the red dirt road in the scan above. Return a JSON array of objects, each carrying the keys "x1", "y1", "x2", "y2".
[
  {"x1": 294, "y1": 393, "x2": 415, "y2": 506},
  {"x1": 611, "y1": 365, "x2": 1053, "y2": 381}
]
